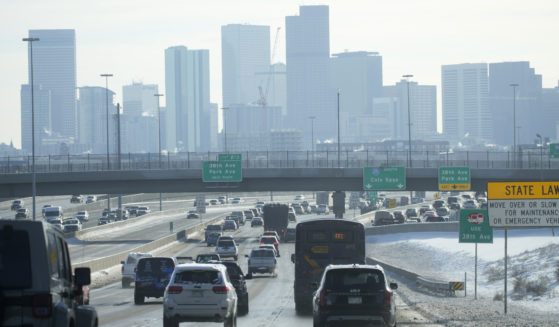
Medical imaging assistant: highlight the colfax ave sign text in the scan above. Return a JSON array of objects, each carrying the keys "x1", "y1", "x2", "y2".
[{"x1": 487, "y1": 182, "x2": 559, "y2": 227}]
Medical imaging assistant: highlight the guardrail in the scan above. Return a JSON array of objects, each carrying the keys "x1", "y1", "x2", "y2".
[
  {"x1": 71, "y1": 214, "x2": 226, "y2": 272},
  {"x1": 1, "y1": 149, "x2": 557, "y2": 173}
]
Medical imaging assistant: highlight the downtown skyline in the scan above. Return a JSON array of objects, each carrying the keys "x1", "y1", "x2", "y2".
[{"x1": 2, "y1": 0, "x2": 559, "y2": 148}]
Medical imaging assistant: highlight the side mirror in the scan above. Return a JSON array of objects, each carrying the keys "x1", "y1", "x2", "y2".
[
  {"x1": 74, "y1": 267, "x2": 91, "y2": 286},
  {"x1": 120, "y1": 261, "x2": 125, "y2": 265},
  {"x1": 291, "y1": 254, "x2": 295, "y2": 263},
  {"x1": 390, "y1": 282, "x2": 398, "y2": 290}
]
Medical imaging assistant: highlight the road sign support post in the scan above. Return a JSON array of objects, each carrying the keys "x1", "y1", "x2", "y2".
[
  {"x1": 475, "y1": 243, "x2": 477, "y2": 300},
  {"x1": 504, "y1": 227, "x2": 508, "y2": 314}
]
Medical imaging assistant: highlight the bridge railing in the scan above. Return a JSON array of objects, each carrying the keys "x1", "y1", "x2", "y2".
[{"x1": 0, "y1": 149, "x2": 556, "y2": 173}]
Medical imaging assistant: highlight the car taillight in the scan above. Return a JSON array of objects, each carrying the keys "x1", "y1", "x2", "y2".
[
  {"x1": 32, "y1": 294, "x2": 52, "y2": 318},
  {"x1": 274, "y1": 242, "x2": 278, "y2": 245},
  {"x1": 260, "y1": 242, "x2": 264, "y2": 245},
  {"x1": 212, "y1": 286, "x2": 229, "y2": 294},
  {"x1": 168, "y1": 286, "x2": 183, "y2": 294},
  {"x1": 318, "y1": 289, "x2": 326, "y2": 306},
  {"x1": 385, "y1": 290, "x2": 392, "y2": 307}
]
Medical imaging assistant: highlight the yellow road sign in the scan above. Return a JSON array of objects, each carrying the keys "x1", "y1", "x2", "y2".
[
  {"x1": 488, "y1": 181, "x2": 559, "y2": 199},
  {"x1": 439, "y1": 184, "x2": 471, "y2": 191},
  {"x1": 434, "y1": 192, "x2": 440, "y2": 199}
]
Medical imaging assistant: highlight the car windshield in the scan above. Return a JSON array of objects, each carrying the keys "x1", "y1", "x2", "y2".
[
  {"x1": 261, "y1": 237, "x2": 276, "y2": 244},
  {"x1": 325, "y1": 269, "x2": 385, "y2": 292},
  {"x1": 174, "y1": 270, "x2": 221, "y2": 284}
]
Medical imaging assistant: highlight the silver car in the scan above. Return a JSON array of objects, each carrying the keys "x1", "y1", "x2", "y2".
[{"x1": 216, "y1": 237, "x2": 238, "y2": 260}]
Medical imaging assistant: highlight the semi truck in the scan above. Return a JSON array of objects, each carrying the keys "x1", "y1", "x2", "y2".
[{"x1": 263, "y1": 204, "x2": 289, "y2": 242}]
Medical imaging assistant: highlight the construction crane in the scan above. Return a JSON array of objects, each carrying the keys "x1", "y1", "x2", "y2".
[{"x1": 257, "y1": 26, "x2": 281, "y2": 108}]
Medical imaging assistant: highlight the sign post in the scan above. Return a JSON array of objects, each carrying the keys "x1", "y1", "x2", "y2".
[
  {"x1": 438, "y1": 167, "x2": 471, "y2": 191},
  {"x1": 363, "y1": 167, "x2": 406, "y2": 191},
  {"x1": 460, "y1": 209, "x2": 493, "y2": 300}
]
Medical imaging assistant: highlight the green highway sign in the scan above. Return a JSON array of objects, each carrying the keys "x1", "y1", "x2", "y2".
[
  {"x1": 459, "y1": 209, "x2": 493, "y2": 243},
  {"x1": 550, "y1": 143, "x2": 559, "y2": 158},
  {"x1": 363, "y1": 167, "x2": 406, "y2": 191},
  {"x1": 218, "y1": 153, "x2": 242, "y2": 161},
  {"x1": 369, "y1": 191, "x2": 378, "y2": 203},
  {"x1": 203, "y1": 161, "x2": 242, "y2": 182},
  {"x1": 439, "y1": 167, "x2": 470, "y2": 191}
]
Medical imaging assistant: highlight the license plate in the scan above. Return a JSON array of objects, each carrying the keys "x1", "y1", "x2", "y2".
[
  {"x1": 348, "y1": 296, "x2": 362, "y2": 304},
  {"x1": 191, "y1": 291, "x2": 203, "y2": 297}
]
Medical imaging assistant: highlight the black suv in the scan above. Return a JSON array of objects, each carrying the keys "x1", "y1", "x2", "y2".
[
  {"x1": 312, "y1": 264, "x2": 398, "y2": 327},
  {"x1": 210, "y1": 261, "x2": 251, "y2": 316},
  {"x1": 134, "y1": 257, "x2": 177, "y2": 304}
]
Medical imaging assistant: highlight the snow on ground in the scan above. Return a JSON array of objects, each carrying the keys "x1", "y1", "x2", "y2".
[{"x1": 367, "y1": 228, "x2": 559, "y2": 313}]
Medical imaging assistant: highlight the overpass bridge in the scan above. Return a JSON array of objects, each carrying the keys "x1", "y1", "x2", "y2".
[{"x1": 0, "y1": 150, "x2": 557, "y2": 197}]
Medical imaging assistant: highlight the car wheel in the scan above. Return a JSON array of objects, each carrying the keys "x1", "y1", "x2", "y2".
[
  {"x1": 134, "y1": 293, "x2": 144, "y2": 305},
  {"x1": 121, "y1": 280, "x2": 128, "y2": 288},
  {"x1": 163, "y1": 316, "x2": 178, "y2": 327},
  {"x1": 239, "y1": 297, "x2": 249, "y2": 316}
]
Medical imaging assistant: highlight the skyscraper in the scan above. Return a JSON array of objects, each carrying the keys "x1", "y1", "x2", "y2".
[
  {"x1": 20, "y1": 85, "x2": 51, "y2": 155},
  {"x1": 442, "y1": 63, "x2": 490, "y2": 144},
  {"x1": 286, "y1": 5, "x2": 335, "y2": 146},
  {"x1": 489, "y1": 62, "x2": 542, "y2": 146},
  {"x1": 122, "y1": 82, "x2": 159, "y2": 117},
  {"x1": 26, "y1": 29, "x2": 77, "y2": 143},
  {"x1": 221, "y1": 24, "x2": 270, "y2": 107},
  {"x1": 77, "y1": 86, "x2": 116, "y2": 154},
  {"x1": 542, "y1": 82, "x2": 559, "y2": 141},
  {"x1": 165, "y1": 46, "x2": 211, "y2": 152}
]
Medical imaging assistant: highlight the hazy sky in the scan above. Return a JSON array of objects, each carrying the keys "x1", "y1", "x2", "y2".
[{"x1": 1, "y1": 0, "x2": 558, "y2": 148}]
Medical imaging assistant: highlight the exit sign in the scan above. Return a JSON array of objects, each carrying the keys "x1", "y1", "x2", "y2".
[{"x1": 438, "y1": 167, "x2": 470, "y2": 191}]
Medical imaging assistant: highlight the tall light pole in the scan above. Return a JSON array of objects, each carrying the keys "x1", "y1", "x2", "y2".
[
  {"x1": 221, "y1": 107, "x2": 229, "y2": 152},
  {"x1": 101, "y1": 73, "x2": 113, "y2": 214},
  {"x1": 536, "y1": 133, "x2": 543, "y2": 171},
  {"x1": 308, "y1": 116, "x2": 316, "y2": 152},
  {"x1": 403, "y1": 74, "x2": 413, "y2": 168},
  {"x1": 155, "y1": 93, "x2": 164, "y2": 211},
  {"x1": 337, "y1": 89, "x2": 341, "y2": 167},
  {"x1": 510, "y1": 83, "x2": 518, "y2": 167},
  {"x1": 23, "y1": 37, "x2": 39, "y2": 221}
]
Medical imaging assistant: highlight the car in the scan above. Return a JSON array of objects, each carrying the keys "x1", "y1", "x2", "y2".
[
  {"x1": 76, "y1": 210, "x2": 89, "y2": 222},
  {"x1": 115, "y1": 208, "x2": 130, "y2": 221},
  {"x1": 285, "y1": 226, "x2": 296, "y2": 242},
  {"x1": 310, "y1": 204, "x2": 318, "y2": 213},
  {"x1": 295, "y1": 194, "x2": 305, "y2": 201},
  {"x1": 15, "y1": 208, "x2": 29, "y2": 219},
  {"x1": 62, "y1": 218, "x2": 82, "y2": 232},
  {"x1": 288, "y1": 212, "x2": 297, "y2": 222},
  {"x1": 231, "y1": 197, "x2": 243, "y2": 204},
  {"x1": 125, "y1": 205, "x2": 139, "y2": 216},
  {"x1": 436, "y1": 206, "x2": 450, "y2": 217},
  {"x1": 461, "y1": 194, "x2": 472, "y2": 200},
  {"x1": 372, "y1": 210, "x2": 394, "y2": 226},
  {"x1": 187, "y1": 210, "x2": 200, "y2": 219},
  {"x1": 218, "y1": 195, "x2": 228, "y2": 204},
  {"x1": 210, "y1": 199, "x2": 219, "y2": 205},
  {"x1": 258, "y1": 244, "x2": 279, "y2": 256},
  {"x1": 216, "y1": 237, "x2": 239, "y2": 260},
  {"x1": 243, "y1": 210, "x2": 254, "y2": 220},
  {"x1": 0, "y1": 219, "x2": 97, "y2": 326},
  {"x1": 102, "y1": 208, "x2": 110, "y2": 217},
  {"x1": 432, "y1": 199, "x2": 445, "y2": 209},
  {"x1": 251, "y1": 217, "x2": 263, "y2": 227},
  {"x1": 70, "y1": 194, "x2": 83, "y2": 203},
  {"x1": 255, "y1": 201, "x2": 265, "y2": 208},
  {"x1": 134, "y1": 256, "x2": 177, "y2": 304},
  {"x1": 246, "y1": 247, "x2": 277, "y2": 276},
  {"x1": 405, "y1": 208, "x2": 419, "y2": 221},
  {"x1": 207, "y1": 232, "x2": 222, "y2": 246},
  {"x1": 162, "y1": 263, "x2": 238, "y2": 327},
  {"x1": 121, "y1": 252, "x2": 153, "y2": 288},
  {"x1": 259, "y1": 236, "x2": 280, "y2": 256},
  {"x1": 210, "y1": 261, "x2": 251, "y2": 316},
  {"x1": 293, "y1": 205, "x2": 305, "y2": 215},
  {"x1": 393, "y1": 210, "x2": 405, "y2": 224},
  {"x1": 205, "y1": 224, "x2": 223, "y2": 241},
  {"x1": 195, "y1": 253, "x2": 221, "y2": 263},
  {"x1": 222, "y1": 219, "x2": 238, "y2": 231},
  {"x1": 312, "y1": 264, "x2": 397, "y2": 327},
  {"x1": 86, "y1": 195, "x2": 97, "y2": 203},
  {"x1": 462, "y1": 200, "x2": 478, "y2": 209},
  {"x1": 419, "y1": 205, "x2": 433, "y2": 216},
  {"x1": 10, "y1": 199, "x2": 24, "y2": 210},
  {"x1": 317, "y1": 204, "x2": 329, "y2": 214},
  {"x1": 136, "y1": 209, "x2": 149, "y2": 216},
  {"x1": 262, "y1": 230, "x2": 280, "y2": 241},
  {"x1": 230, "y1": 211, "x2": 246, "y2": 225},
  {"x1": 449, "y1": 202, "x2": 461, "y2": 210},
  {"x1": 423, "y1": 211, "x2": 444, "y2": 222},
  {"x1": 98, "y1": 216, "x2": 112, "y2": 225}
]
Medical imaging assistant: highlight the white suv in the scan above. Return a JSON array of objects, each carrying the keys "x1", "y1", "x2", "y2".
[
  {"x1": 163, "y1": 263, "x2": 237, "y2": 327},
  {"x1": 120, "y1": 252, "x2": 152, "y2": 288},
  {"x1": 215, "y1": 237, "x2": 239, "y2": 260}
]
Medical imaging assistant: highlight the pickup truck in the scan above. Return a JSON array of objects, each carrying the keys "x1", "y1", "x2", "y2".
[{"x1": 246, "y1": 248, "x2": 277, "y2": 277}]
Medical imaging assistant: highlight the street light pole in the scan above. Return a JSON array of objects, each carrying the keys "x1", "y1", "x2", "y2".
[
  {"x1": 337, "y1": 89, "x2": 341, "y2": 168},
  {"x1": 309, "y1": 116, "x2": 316, "y2": 166},
  {"x1": 403, "y1": 74, "x2": 413, "y2": 168},
  {"x1": 510, "y1": 83, "x2": 518, "y2": 167},
  {"x1": 101, "y1": 73, "x2": 113, "y2": 214},
  {"x1": 23, "y1": 37, "x2": 39, "y2": 221},
  {"x1": 536, "y1": 133, "x2": 543, "y2": 175},
  {"x1": 155, "y1": 93, "x2": 164, "y2": 212}
]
